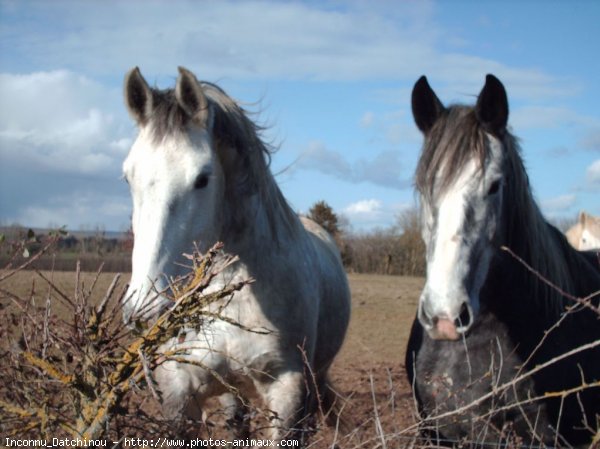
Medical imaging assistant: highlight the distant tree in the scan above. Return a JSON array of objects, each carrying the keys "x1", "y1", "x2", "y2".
[
  {"x1": 335, "y1": 213, "x2": 354, "y2": 267},
  {"x1": 395, "y1": 207, "x2": 421, "y2": 235},
  {"x1": 308, "y1": 200, "x2": 340, "y2": 236},
  {"x1": 395, "y1": 207, "x2": 425, "y2": 276},
  {"x1": 337, "y1": 213, "x2": 352, "y2": 235},
  {"x1": 121, "y1": 222, "x2": 134, "y2": 253}
]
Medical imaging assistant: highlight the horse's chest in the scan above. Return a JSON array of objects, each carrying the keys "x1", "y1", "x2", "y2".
[{"x1": 414, "y1": 319, "x2": 548, "y2": 440}]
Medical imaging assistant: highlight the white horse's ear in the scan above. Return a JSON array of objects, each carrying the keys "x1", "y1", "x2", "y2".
[
  {"x1": 412, "y1": 75, "x2": 445, "y2": 134},
  {"x1": 124, "y1": 67, "x2": 153, "y2": 125},
  {"x1": 476, "y1": 74, "x2": 508, "y2": 137},
  {"x1": 580, "y1": 211, "x2": 587, "y2": 225},
  {"x1": 175, "y1": 67, "x2": 211, "y2": 128}
]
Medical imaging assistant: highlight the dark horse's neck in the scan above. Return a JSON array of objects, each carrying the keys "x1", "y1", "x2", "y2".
[
  {"x1": 484, "y1": 145, "x2": 600, "y2": 348},
  {"x1": 479, "y1": 222, "x2": 600, "y2": 444},
  {"x1": 482, "y1": 220, "x2": 600, "y2": 361}
]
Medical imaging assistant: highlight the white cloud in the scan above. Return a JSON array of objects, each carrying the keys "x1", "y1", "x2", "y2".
[
  {"x1": 355, "y1": 151, "x2": 411, "y2": 189},
  {"x1": 1, "y1": 1, "x2": 597, "y2": 232},
  {"x1": 344, "y1": 199, "x2": 382, "y2": 215},
  {"x1": 541, "y1": 194, "x2": 577, "y2": 214},
  {"x1": 0, "y1": 1, "x2": 577, "y2": 100},
  {"x1": 585, "y1": 159, "x2": 600, "y2": 188},
  {"x1": 0, "y1": 71, "x2": 130, "y2": 175},
  {"x1": 297, "y1": 141, "x2": 410, "y2": 190},
  {"x1": 298, "y1": 141, "x2": 352, "y2": 180},
  {"x1": 110, "y1": 138, "x2": 134, "y2": 153},
  {"x1": 343, "y1": 199, "x2": 385, "y2": 228},
  {"x1": 9, "y1": 192, "x2": 131, "y2": 230},
  {"x1": 341, "y1": 199, "x2": 412, "y2": 230},
  {"x1": 0, "y1": 70, "x2": 133, "y2": 230}
]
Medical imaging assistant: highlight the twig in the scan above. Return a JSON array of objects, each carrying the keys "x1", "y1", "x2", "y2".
[
  {"x1": 401, "y1": 338, "x2": 600, "y2": 436},
  {"x1": 501, "y1": 246, "x2": 600, "y2": 314},
  {"x1": 0, "y1": 236, "x2": 59, "y2": 283},
  {"x1": 138, "y1": 349, "x2": 160, "y2": 401},
  {"x1": 369, "y1": 372, "x2": 387, "y2": 449}
]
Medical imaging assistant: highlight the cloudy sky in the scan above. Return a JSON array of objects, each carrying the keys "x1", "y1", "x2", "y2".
[{"x1": 1, "y1": 0, "x2": 599, "y2": 232}]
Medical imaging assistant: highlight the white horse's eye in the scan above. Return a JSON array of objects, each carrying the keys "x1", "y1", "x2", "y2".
[
  {"x1": 194, "y1": 173, "x2": 209, "y2": 189},
  {"x1": 487, "y1": 179, "x2": 501, "y2": 196}
]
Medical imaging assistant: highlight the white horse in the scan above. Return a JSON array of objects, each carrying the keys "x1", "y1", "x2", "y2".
[
  {"x1": 122, "y1": 67, "x2": 351, "y2": 440},
  {"x1": 566, "y1": 211, "x2": 600, "y2": 250}
]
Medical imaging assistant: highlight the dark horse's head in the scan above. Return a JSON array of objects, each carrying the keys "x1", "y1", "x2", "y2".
[
  {"x1": 411, "y1": 75, "x2": 572, "y2": 341},
  {"x1": 412, "y1": 75, "x2": 509, "y2": 340}
]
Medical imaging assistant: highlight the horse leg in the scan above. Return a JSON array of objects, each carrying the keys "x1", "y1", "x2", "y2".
[
  {"x1": 154, "y1": 359, "x2": 218, "y2": 437},
  {"x1": 219, "y1": 392, "x2": 250, "y2": 439},
  {"x1": 257, "y1": 370, "x2": 307, "y2": 443},
  {"x1": 313, "y1": 374, "x2": 343, "y2": 429}
]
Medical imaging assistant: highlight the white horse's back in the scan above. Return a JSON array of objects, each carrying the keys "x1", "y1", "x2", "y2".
[{"x1": 300, "y1": 215, "x2": 341, "y2": 260}]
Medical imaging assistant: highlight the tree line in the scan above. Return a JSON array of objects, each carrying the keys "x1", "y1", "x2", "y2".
[
  {"x1": 0, "y1": 225, "x2": 133, "y2": 272},
  {"x1": 1, "y1": 201, "x2": 426, "y2": 276},
  {"x1": 308, "y1": 200, "x2": 426, "y2": 276}
]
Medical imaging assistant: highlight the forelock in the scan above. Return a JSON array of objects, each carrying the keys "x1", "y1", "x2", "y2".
[
  {"x1": 415, "y1": 106, "x2": 488, "y2": 203},
  {"x1": 146, "y1": 89, "x2": 189, "y2": 142}
]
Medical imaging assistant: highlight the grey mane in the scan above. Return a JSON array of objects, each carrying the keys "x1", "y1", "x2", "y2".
[
  {"x1": 145, "y1": 82, "x2": 273, "y2": 161},
  {"x1": 145, "y1": 82, "x2": 299, "y2": 243}
]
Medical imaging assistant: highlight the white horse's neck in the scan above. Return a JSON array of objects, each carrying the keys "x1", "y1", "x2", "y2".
[{"x1": 219, "y1": 176, "x2": 301, "y2": 259}]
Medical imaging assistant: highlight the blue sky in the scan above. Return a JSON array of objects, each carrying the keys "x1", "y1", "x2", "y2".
[{"x1": 0, "y1": 0, "x2": 599, "y2": 232}]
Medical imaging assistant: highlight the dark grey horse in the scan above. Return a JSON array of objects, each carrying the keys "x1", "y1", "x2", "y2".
[{"x1": 406, "y1": 74, "x2": 600, "y2": 446}]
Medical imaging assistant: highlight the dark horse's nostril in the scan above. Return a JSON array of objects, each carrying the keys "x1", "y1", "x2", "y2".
[{"x1": 454, "y1": 302, "x2": 473, "y2": 331}]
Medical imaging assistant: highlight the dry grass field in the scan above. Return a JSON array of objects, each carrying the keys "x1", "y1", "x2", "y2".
[
  {"x1": 339, "y1": 273, "x2": 422, "y2": 366},
  {"x1": 328, "y1": 274, "x2": 424, "y2": 447},
  {"x1": 0, "y1": 268, "x2": 424, "y2": 445},
  {"x1": 0, "y1": 270, "x2": 423, "y2": 365}
]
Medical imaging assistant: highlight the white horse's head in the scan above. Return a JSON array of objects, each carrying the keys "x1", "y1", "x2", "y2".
[
  {"x1": 122, "y1": 67, "x2": 225, "y2": 321},
  {"x1": 412, "y1": 75, "x2": 509, "y2": 340},
  {"x1": 566, "y1": 211, "x2": 600, "y2": 251}
]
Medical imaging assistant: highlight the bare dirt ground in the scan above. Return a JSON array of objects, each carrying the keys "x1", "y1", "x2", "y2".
[
  {"x1": 0, "y1": 270, "x2": 425, "y2": 446},
  {"x1": 322, "y1": 274, "x2": 424, "y2": 447}
]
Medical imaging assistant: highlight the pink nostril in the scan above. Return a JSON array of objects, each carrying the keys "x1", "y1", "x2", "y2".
[
  {"x1": 432, "y1": 318, "x2": 460, "y2": 340},
  {"x1": 419, "y1": 299, "x2": 474, "y2": 340}
]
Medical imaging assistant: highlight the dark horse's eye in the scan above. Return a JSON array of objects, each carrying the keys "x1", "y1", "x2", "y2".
[
  {"x1": 194, "y1": 173, "x2": 209, "y2": 189},
  {"x1": 488, "y1": 179, "x2": 501, "y2": 196}
]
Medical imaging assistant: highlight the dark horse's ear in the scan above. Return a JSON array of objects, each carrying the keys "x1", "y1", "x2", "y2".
[
  {"x1": 175, "y1": 67, "x2": 211, "y2": 128},
  {"x1": 476, "y1": 74, "x2": 508, "y2": 136},
  {"x1": 124, "y1": 67, "x2": 153, "y2": 126},
  {"x1": 412, "y1": 76, "x2": 445, "y2": 134}
]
